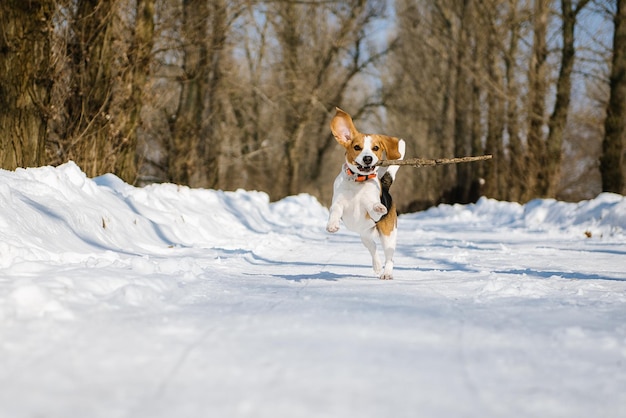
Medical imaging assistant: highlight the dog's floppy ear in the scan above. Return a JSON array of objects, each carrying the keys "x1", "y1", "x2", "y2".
[
  {"x1": 330, "y1": 107, "x2": 357, "y2": 147},
  {"x1": 382, "y1": 136, "x2": 402, "y2": 160}
]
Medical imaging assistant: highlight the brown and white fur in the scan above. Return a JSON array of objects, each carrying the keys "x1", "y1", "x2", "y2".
[{"x1": 326, "y1": 108, "x2": 406, "y2": 280}]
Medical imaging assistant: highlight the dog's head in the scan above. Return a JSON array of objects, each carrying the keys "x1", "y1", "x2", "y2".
[{"x1": 330, "y1": 108, "x2": 402, "y2": 175}]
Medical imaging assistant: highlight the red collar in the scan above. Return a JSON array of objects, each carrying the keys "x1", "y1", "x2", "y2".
[{"x1": 345, "y1": 164, "x2": 377, "y2": 182}]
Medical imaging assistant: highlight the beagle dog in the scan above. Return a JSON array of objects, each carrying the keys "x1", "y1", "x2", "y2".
[{"x1": 326, "y1": 108, "x2": 406, "y2": 280}]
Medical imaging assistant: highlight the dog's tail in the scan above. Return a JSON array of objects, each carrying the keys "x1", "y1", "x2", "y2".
[{"x1": 384, "y1": 139, "x2": 406, "y2": 182}]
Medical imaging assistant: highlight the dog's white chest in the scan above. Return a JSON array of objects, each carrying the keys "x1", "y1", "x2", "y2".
[{"x1": 331, "y1": 173, "x2": 381, "y2": 232}]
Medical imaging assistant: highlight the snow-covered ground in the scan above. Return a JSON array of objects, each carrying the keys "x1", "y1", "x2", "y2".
[{"x1": 1, "y1": 162, "x2": 625, "y2": 418}]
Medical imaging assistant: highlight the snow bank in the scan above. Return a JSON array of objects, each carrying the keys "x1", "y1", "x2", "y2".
[
  {"x1": 3, "y1": 163, "x2": 624, "y2": 260},
  {"x1": 0, "y1": 162, "x2": 328, "y2": 259},
  {"x1": 415, "y1": 194, "x2": 626, "y2": 236}
]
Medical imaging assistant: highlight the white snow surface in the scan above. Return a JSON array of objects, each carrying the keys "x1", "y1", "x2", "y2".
[{"x1": 1, "y1": 162, "x2": 625, "y2": 418}]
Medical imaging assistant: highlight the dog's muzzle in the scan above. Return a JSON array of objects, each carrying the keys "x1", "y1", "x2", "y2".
[{"x1": 355, "y1": 156, "x2": 376, "y2": 173}]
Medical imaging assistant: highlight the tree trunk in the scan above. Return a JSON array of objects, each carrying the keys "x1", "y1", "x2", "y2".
[
  {"x1": 274, "y1": 1, "x2": 307, "y2": 196},
  {"x1": 525, "y1": 0, "x2": 550, "y2": 200},
  {"x1": 169, "y1": 0, "x2": 209, "y2": 187},
  {"x1": 600, "y1": 0, "x2": 626, "y2": 194},
  {"x1": 483, "y1": 9, "x2": 506, "y2": 200},
  {"x1": 0, "y1": 0, "x2": 54, "y2": 169},
  {"x1": 544, "y1": 0, "x2": 590, "y2": 197},
  {"x1": 115, "y1": 0, "x2": 155, "y2": 183},
  {"x1": 203, "y1": 0, "x2": 227, "y2": 189},
  {"x1": 452, "y1": 0, "x2": 473, "y2": 203},
  {"x1": 505, "y1": 0, "x2": 524, "y2": 202},
  {"x1": 63, "y1": 0, "x2": 120, "y2": 178},
  {"x1": 437, "y1": 4, "x2": 459, "y2": 202}
]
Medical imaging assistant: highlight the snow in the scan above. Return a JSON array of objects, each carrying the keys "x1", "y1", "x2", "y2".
[{"x1": 1, "y1": 162, "x2": 625, "y2": 418}]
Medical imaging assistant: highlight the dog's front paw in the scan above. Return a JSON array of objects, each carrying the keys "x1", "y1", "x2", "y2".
[
  {"x1": 326, "y1": 222, "x2": 340, "y2": 233},
  {"x1": 379, "y1": 272, "x2": 393, "y2": 280},
  {"x1": 373, "y1": 203, "x2": 388, "y2": 215}
]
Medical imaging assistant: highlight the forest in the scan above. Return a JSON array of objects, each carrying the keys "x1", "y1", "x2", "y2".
[{"x1": 0, "y1": 0, "x2": 624, "y2": 212}]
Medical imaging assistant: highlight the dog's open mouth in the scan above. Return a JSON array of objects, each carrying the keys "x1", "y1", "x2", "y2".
[{"x1": 355, "y1": 163, "x2": 375, "y2": 173}]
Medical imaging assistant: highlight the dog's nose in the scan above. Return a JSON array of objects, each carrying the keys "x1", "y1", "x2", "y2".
[{"x1": 363, "y1": 156, "x2": 373, "y2": 165}]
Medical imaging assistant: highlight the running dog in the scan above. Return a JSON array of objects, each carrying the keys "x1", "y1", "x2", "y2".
[{"x1": 326, "y1": 108, "x2": 406, "y2": 280}]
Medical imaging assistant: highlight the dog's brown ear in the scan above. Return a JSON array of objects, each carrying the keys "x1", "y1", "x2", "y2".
[
  {"x1": 382, "y1": 136, "x2": 402, "y2": 160},
  {"x1": 330, "y1": 108, "x2": 357, "y2": 147}
]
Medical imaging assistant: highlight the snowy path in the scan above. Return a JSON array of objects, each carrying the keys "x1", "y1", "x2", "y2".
[{"x1": 1, "y1": 163, "x2": 625, "y2": 418}]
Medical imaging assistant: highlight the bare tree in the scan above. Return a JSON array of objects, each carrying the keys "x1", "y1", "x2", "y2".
[
  {"x1": 261, "y1": 0, "x2": 393, "y2": 199},
  {"x1": 168, "y1": 0, "x2": 211, "y2": 187},
  {"x1": 481, "y1": 0, "x2": 507, "y2": 200},
  {"x1": 543, "y1": 0, "x2": 592, "y2": 196},
  {"x1": 383, "y1": 0, "x2": 448, "y2": 210},
  {"x1": 116, "y1": 0, "x2": 156, "y2": 181},
  {"x1": 504, "y1": 0, "x2": 526, "y2": 202},
  {"x1": 0, "y1": 0, "x2": 55, "y2": 169},
  {"x1": 600, "y1": 0, "x2": 626, "y2": 194},
  {"x1": 63, "y1": 0, "x2": 119, "y2": 178},
  {"x1": 386, "y1": 0, "x2": 509, "y2": 207},
  {"x1": 451, "y1": 0, "x2": 475, "y2": 203},
  {"x1": 46, "y1": 0, "x2": 152, "y2": 184},
  {"x1": 525, "y1": 0, "x2": 551, "y2": 200}
]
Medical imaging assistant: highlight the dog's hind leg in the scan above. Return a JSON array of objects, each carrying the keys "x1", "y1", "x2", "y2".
[
  {"x1": 360, "y1": 229, "x2": 382, "y2": 276},
  {"x1": 378, "y1": 228, "x2": 397, "y2": 280}
]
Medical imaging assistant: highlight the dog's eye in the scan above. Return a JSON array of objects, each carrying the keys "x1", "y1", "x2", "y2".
[
  {"x1": 354, "y1": 145, "x2": 362, "y2": 151},
  {"x1": 372, "y1": 146, "x2": 380, "y2": 151}
]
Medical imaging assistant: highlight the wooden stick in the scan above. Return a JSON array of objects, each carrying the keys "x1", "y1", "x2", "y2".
[{"x1": 376, "y1": 154, "x2": 493, "y2": 167}]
